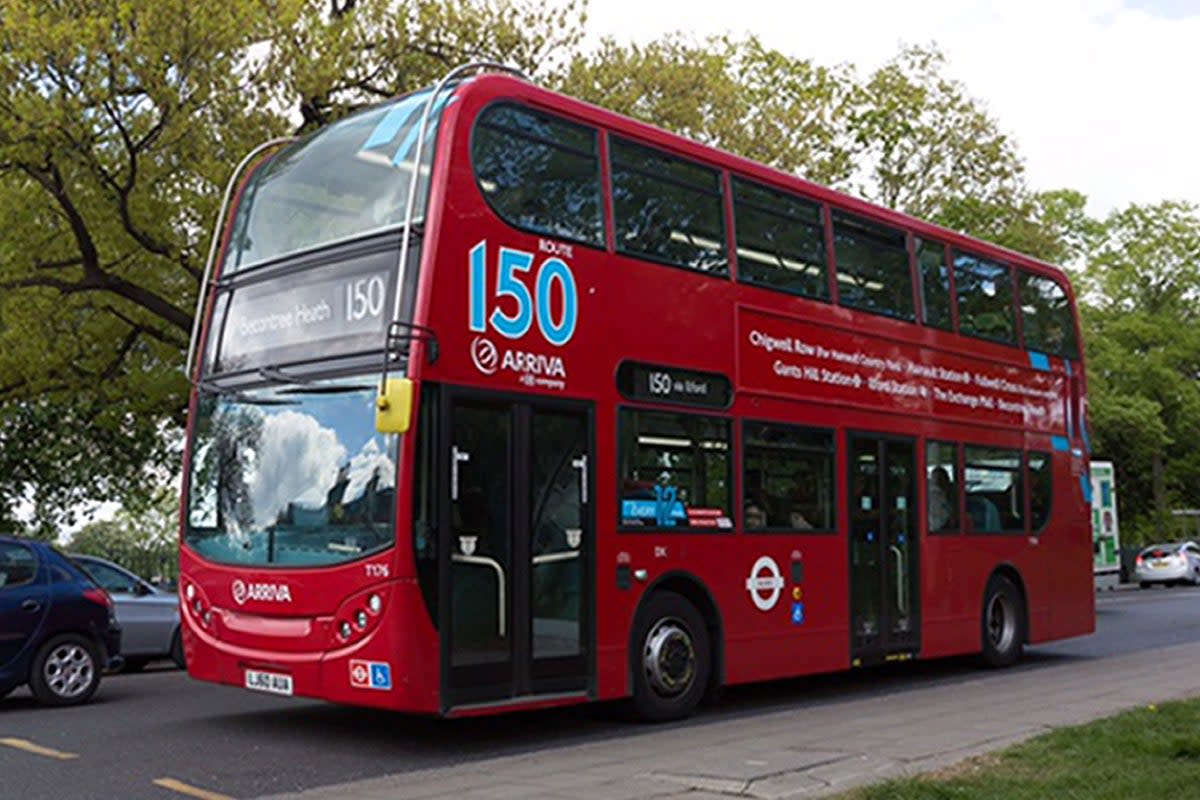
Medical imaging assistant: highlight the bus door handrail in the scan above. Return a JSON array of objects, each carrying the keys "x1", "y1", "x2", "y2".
[
  {"x1": 382, "y1": 60, "x2": 528, "y2": 388},
  {"x1": 186, "y1": 136, "x2": 296, "y2": 381},
  {"x1": 451, "y1": 553, "x2": 507, "y2": 637}
]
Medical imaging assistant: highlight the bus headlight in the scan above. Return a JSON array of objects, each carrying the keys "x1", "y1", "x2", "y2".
[
  {"x1": 339, "y1": 621, "x2": 353, "y2": 640},
  {"x1": 368, "y1": 594, "x2": 382, "y2": 614},
  {"x1": 355, "y1": 611, "x2": 369, "y2": 630}
]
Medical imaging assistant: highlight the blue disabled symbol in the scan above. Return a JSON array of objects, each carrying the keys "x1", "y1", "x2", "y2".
[
  {"x1": 370, "y1": 663, "x2": 392, "y2": 690},
  {"x1": 791, "y1": 602, "x2": 805, "y2": 625}
]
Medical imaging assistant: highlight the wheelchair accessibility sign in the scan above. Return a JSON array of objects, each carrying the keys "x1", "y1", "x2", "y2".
[{"x1": 350, "y1": 659, "x2": 392, "y2": 691}]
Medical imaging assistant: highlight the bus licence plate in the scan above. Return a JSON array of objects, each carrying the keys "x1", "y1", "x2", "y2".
[{"x1": 244, "y1": 669, "x2": 293, "y2": 696}]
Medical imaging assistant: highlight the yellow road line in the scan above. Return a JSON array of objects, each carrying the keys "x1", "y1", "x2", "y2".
[
  {"x1": 152, "y1": 777, "x2": 236, "y2": 800},
  {"x1": 0, "y1": 737, "x2": 79, "y2": 760}
]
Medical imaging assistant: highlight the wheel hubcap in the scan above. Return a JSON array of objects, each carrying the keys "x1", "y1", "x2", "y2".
[
  {"x1": 44, "y1": 644, "x2": 94, "y2": 699},
  {"x1": 643, "y1": 618, "x2": 696, "y2": 697},
  {"x1": 987, "y1": 593, "x2": 1016, "y2": 652}
]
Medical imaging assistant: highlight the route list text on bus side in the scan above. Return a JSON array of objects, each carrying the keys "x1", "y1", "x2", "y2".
[{"x1": 739, "y1": 308, "x2": 1065, "y2": 433}]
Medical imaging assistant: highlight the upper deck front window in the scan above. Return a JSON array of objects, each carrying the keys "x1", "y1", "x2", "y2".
[{"x1": 226, "y1": 89, "x2": 451, "y2": 272}]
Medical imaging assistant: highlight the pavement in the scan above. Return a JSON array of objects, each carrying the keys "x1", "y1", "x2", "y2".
[{"x1": 260, "y1": 637, "x2": 1200, "y2": 800}]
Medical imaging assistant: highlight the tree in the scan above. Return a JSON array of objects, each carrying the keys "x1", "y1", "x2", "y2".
[
  {"x1": 0, "y1": 0, "x2": 588, "y2": 526},
  {"x1": 1083, "y1": 201, "x2": 1200, "y2": 540},
  {"x1": 935, "y1": 189, "x2": 1102, "y2": 267},
  {"x1": 559, "y1": 33, "x2": 857, "y2": 187},
  {"x1": 69, "y1": 491, "x2": 180, "y2": 581},
  {"x1": 849, "y1": 45, "x2": 1025, "y2": 221}
]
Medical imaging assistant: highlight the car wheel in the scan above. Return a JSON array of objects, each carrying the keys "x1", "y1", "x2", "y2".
[
  {"x1": 980, "y1": 575, "x2": 1024, "y2": 668},
  {"x1": 1139, "y1": 582, "x2": 1151, "y2": 589},
  {"x1": 170, "y1": 629, "x2": 186, "y2": 670},
  {"x1": 29, "y1": 634, "x2": 101, "y2": 707},
  {"x1": 630, "y1": 591, "x2": 710, "y2": 722}
]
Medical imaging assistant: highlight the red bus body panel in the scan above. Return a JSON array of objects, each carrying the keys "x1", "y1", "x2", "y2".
[{"x1": 180, "y1": 73, "x2": 1094, "y2": 715}]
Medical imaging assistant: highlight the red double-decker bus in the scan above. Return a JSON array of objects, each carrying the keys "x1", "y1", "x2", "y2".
[{"x1": 180, "y1": 64, "x2": 1094, "y2": 720}]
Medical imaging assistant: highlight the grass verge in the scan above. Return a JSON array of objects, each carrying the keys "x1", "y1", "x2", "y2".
[{"x1": 840, "y1": 697, "x2": 1200, "y2": 800}]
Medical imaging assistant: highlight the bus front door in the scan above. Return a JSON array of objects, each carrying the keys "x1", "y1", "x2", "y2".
[
  {"x1": 442, "y1": 394, "x2": 591, "y2": 709},
  {"x1": 848, "y1": 433, "x2": 920, "y2": 664}
]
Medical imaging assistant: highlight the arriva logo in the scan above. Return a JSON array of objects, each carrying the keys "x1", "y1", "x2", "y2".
[
  {"x1": 471, "y1": 337, "x2": 499, "y2": 375},
  {"x1": 232, "y1": 579, "x2": 293, "y2": 605}
]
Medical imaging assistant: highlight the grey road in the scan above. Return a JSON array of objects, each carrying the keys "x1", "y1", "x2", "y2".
[{"x1": 0, "y1": 586, "x2": 1194, "y2": 800}]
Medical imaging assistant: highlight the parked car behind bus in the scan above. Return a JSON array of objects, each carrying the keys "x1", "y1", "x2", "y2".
[
  {"x1": 0, "y1": 536, "x2": 122, "y2": 706},
  {"x1": 72, "y1": 554, "x2": 184, "y2": 670}
]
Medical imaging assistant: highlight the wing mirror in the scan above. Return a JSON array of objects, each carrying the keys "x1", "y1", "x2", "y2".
[{"x1": 375, "y1": 378, "x2": 414, "y2": 434}]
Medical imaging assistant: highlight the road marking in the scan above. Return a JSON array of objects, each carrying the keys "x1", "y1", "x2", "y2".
[
  {"x1": 153, "y1": 778, "x2": 235, "y2": 800},
  {"x1": 0, "y1": 737, "x2": 79, "y2": 760}
]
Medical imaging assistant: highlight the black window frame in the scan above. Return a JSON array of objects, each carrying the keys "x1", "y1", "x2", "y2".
[
  {"x1": 616, "y1": 405, "x2": 734, "y2": 533},
  {"x1": 1018, "y1": 270, "x2": 1080, "y2": 360},
  {"x1": 609, "y1": 136, "x2": 729, "y2": 277},
  {"x1": 831, "y1": 209, "x2": 915, "y2": 322},
  {"x1": 925, "y1": 440, "x2": 962, "y2": 535},
  {"x1": 962, "y1": 444, "x2": 1026, "y2": 535},
  {"x1": 471, "y1": 101, "x2": 606, "y2": 251},
  {"x1": 952, "y1": 250, "x2": 1017, "y2": 346},
  {"x1": 731, "y1": 176, "x2": 831, "y2": 302},
  {"x1": 0, "y1": 540, "x2": 39, "y2": 589},
  {"x1": 741, "y1": 419, "x2": 838, "y2": 535}
]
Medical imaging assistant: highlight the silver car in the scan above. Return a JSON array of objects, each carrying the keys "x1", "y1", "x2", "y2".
[
  {"x1": 72, "y1": 555, "x2": 184, "y2": 669},
  {"x1": 1135, "y1": 542, "x2": 1200, "y2": 588}
]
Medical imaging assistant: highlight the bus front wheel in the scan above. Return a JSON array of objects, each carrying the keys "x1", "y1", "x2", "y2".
[
  {"x1": 631, "y1": 591, "x2": 710, "y2": 722},
  {"x1": 980, "y1": 575, "x2": 1024, "y2": 668}
]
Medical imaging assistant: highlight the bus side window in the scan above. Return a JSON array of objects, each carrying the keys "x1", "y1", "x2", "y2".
[
  {"x1": 1028, "y1": 451, "x2": 1052, "y2": 532},
  {"x1": 964, "y1": 445, "x2": 1023, "y2": 533},
  {"x1": 472, "y1": 104, "x2": 604, "y2": 247},
  {"x1": 742, "y1": 421, "x2": 836, "y2": 532},
  {"x1": 832, "y1": 211, "x2": 914, "y2": 322},
  {"x1": 610, "y1": 138, "x2": 727, "y2": 275},
  {"x1": 1019, "y1": 272, "x2": 1079, "y2": 360},
  {"x1": 618, "y1": 408, "x2": 732, "y2": 530},
  {"x1": 916, "y1": 238, "x2": 953, "y2": 331},
  {"x1": 731, "y1": 177, "x2": 829, "y2": 301},
  {"x1": 954, "y1": 252, "x2": 1015, "y2": 345},
  {"x1": 926, "y1": 441, "x2": 960, "y2": 533}
]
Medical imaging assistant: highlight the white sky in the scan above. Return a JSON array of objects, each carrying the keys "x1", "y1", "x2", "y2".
[{"x1": 584, "y1": 0, "x2": 1200, "y2": 218}]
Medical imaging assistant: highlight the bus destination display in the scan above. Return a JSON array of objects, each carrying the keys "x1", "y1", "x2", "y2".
[{"x1": 617, "y1": 362, "x2": 732, "y2": 409}]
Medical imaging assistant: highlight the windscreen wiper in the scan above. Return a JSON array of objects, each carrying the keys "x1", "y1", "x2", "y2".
[
  {"x1": 259, "y1": 367, "x2": 372, "y2": 393},
  {"x1": 196, "y1": 379, "x2": 299, "y2": 406}
]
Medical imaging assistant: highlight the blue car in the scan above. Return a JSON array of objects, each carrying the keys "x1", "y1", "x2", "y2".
[{"x1": 0, "y1": 536, "x2": 123, "y2": 706}]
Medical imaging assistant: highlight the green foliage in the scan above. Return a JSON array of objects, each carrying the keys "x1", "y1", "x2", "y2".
[
  {"x1": 559, "y1": 33, "x2": 856, "y2": 187},
  {"x1": 0, "y1": 2, "x2": 1195, "y2": 545},
  {"x1": 849, "y1": 45, "x2": 1025, "y2": 221},
  {"x1": 1083, "y1": 201, "x2": 1200, "y2": 541},
  {"x1": 69, "y1": 491, "x2": 180, "y2": 581},
  {"x1": 0, "y1": 0, "x2": 586, "y2": 526}
]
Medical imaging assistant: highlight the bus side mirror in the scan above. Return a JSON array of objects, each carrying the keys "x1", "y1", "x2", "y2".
[{"x1": 375, "y1": 378, "x2": 414, "y2": 434}]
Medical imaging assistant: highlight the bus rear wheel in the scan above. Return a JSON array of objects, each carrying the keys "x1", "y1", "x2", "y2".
[
  {"x1": 980, "y1": 575, "x2": 1024, "y2": 668},
  {"x1": 631, "y1": 591, "x2": 710, "y2": 722}
]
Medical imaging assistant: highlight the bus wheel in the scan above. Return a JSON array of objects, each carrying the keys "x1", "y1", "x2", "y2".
[
  {"x1": 631, "y1": 591, "x2": 710, "y2": 722},
  {"x1": 980, "y1": 575, "x2": 1024, "y2": 668}
]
